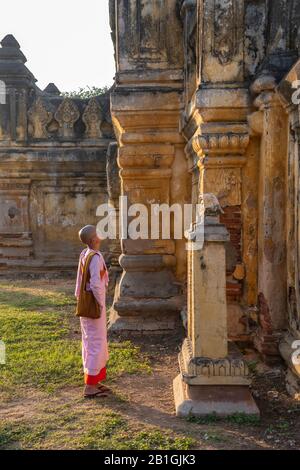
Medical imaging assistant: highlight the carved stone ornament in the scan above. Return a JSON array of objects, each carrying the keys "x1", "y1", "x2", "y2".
[
  {"x1": 195, "y1": 133, "x2": 250, "y2": 155},
  {"x1": 199, "y1": 193, "x2": 224, "y2": 216},
  {"x1": 212, "y1": 0, "x2": 239, "y2": 65},
  {"x1": 179, "y1": 338, "x2": 250, "y2": 385},
  {"x1": 54, "y1": 98, "x2": 80, "y2": 139},
  {"x1": 28, "y1": 97, "x2": 53, "y2": 139},
  {"x1": 82, "y1": 98, "x2": 103, "y2": 139},
  {"x1": 205, "y1": 168, "x2": 242, "y2": 207}
]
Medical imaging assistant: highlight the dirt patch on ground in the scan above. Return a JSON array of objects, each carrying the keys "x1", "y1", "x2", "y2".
[
  {"x1": 2, "y1": 330, "x2": 300, "y2": 450},
  {"x1": 108, "y1": 333, "x2": 300, "y2": 449},
  {"x1": 1, "y1": 277, "x2": 300, "y2": 450}
]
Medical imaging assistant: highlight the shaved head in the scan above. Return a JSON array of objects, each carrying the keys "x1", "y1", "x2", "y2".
[{"x1": 78, "y1": 225, "x2": 97, "y2": 246}]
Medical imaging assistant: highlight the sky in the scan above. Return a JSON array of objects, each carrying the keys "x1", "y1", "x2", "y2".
[{"x1": 0, "y1": 0, "x2": 116, "y2": 93}]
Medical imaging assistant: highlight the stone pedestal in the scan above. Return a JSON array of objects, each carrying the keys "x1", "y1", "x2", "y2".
[
  {"x1": 174, "y1": 196, "x2": 259, "y2": 417},
  {"x1": 174, "y1": 376, "x2": 260, "y2": 418}
]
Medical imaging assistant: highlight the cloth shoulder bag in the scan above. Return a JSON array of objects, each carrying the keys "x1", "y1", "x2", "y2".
[{"x1": 76, "y1": 252, "x2": 101, "y2": 319}]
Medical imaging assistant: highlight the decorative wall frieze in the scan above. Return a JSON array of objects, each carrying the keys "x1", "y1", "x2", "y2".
[
  {"x1": 82, "y1": 98, "x2": 103, "y2": 139},
  {"x1": 54, "y1": 98, "x2": 80, "y2": 139},
  {"x1": 28, "y1": 97, "x2": 53, "y2": 139},
  {"x1": 118, "y1": 150, "x2": 174, "y2": 170},
  {"x1": 179, "y1": 338, "x2": 250, "y2": 385},
  {"x1": 190, "y1": 122, "x2": 250, "y2": 157},
  {"x1": 193, "y1": 132, "x2": 250, "y2": 156}
]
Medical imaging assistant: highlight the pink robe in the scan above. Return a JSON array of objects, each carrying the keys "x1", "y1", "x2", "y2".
[{"x1": 75, "y1": 248, "x2": 109, "y2": 382}]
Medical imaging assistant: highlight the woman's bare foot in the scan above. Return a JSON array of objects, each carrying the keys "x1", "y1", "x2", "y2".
[{"x1": 84, "y1": 384, "x2": 108, "y2": 398}]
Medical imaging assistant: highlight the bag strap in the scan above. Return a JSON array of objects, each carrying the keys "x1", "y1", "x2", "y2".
[{"x1": 80, "y1": 252, "x2": 96, "y2": 295}]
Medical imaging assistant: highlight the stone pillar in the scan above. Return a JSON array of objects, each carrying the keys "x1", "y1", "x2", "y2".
[
  {"x1": 250, "y1": 75, "x2": 288, "y2": 363},
  {"x1": 109, "y1": 136, "x2": 184, "y2": 332},
  {"x1": 174, "y1": 194, "x2": 259, "y2": 417},
  {"x1": 109, "y1": 0, "x2": 186, "y2": 332},
  {"x1": 277, "y1": 60, "x2": 300, "y2": 399},
  {"x1": 106, "y1": 142, "x2": 122, "y2": 299}
]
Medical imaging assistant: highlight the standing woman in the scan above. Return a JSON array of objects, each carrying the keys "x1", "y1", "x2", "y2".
[{"x1": 75, "y1": 225, "x2": 110, "y2": 398}]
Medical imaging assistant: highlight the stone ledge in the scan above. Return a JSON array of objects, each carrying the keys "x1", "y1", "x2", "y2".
[{"x1": 109, "y1": 308, "x2": 181, "y2": 333}]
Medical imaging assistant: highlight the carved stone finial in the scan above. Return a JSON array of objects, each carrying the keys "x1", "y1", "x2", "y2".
[
  {"x1": 1, "y1": 34, "x2": 20, "y2": 49},
  {"x1": 44, "y1": 83, "x2": 61, "y2": 96},
  {"x1": 82, "y1": 98, "x2": 103, "y2": 139},
  {"x1": 28, "y1": 97, "x2": 53, "y2": 139},
  {"x1": 54, "y1": 98, "x2": 80, "y2": 139},
  {"x1": 0, "y1": 34, "x2": 27, "y2": 64},
  {"x1": 199, "y1": 193, "x2": 224, "y2": 216},
  {"x1": 185, "y1": 193, "x2": 228, "y2": 245}
]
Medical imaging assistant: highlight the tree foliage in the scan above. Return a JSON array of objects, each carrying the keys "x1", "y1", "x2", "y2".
[{"x1": 62, "y1": 86, "x2": 109, "y2": 99}]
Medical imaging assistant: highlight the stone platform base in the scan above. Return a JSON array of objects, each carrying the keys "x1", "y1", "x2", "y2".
[
  {"x1": 173, "y1": 374, "x2": 260, "y2": 418},
  {"x1": 109, "y1": 309, "x2": 180, "y2": 334}
]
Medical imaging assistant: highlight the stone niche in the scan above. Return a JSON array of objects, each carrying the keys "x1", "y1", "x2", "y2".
[{"x1": 0, "y1": 35, "x2": 117, "y2": 273}]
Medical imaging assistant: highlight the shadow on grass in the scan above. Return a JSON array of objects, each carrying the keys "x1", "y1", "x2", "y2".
[{"x1": 0, "y1": 283, "x2": 76, "y2": 311}]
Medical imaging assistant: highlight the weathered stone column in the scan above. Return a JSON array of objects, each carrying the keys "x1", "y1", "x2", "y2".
[
  {"x1": 250, "y1": 75, "x2": 288, "y2": 363},
  {"x1": 106, "y1": 142, "x2": 122, "y2": 299},
  {"x1": 174, "y1": 194, "x2": 259, "y2": 417},
  {"x1": 277, "y1": 61, "x2": 300, "y2": 399},
  {"x1": 109, "y1": 0, "x2": 187, "y2": 332},
  {"x1": 109, "y1": 137, "x2": 184, "y2": 332}
]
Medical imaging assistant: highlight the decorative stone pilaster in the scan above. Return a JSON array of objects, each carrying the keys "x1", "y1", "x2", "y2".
[
  {"x1": 277, "y1": 60, "x2": 300, "y2": 399},
  {"x1": 250, "y1": 74, "x2": 288, "y2": 364},
  {"x1": 109, "y1": 0, "x2": 186, "y2": 332},
  {"x1": 106, "y1": 142, "x2": 122, "y2": 299},
  {"x1": 183, "y1": 91, "x2": 252, "y2": 340},
  {"x1": 109, "y1": 139, "x2": 184, "y2": 332},
  {"x1": 173, "y1": 194, "x2": 259, "y2": 417}
]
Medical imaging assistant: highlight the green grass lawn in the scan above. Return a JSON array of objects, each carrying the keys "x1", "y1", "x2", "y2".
[
  {"x1": 0, "y1": 410, "x2": 194, "y2": 450},
  {"x1": 0, "y1": 282, "x2": 151, "y2": 396},
  {"x1": 0, "y1": 281, "x2": 195, "y2": 450}
]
